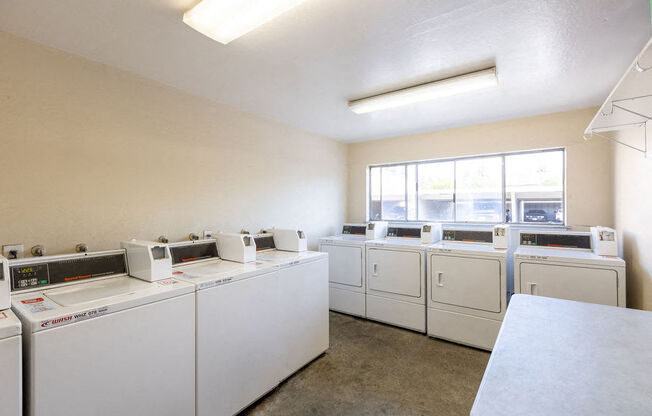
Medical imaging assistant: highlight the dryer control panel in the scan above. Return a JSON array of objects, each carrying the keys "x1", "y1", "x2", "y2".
[
  {"x1": 442, "y1": 229, "x2": 493, "y2": 243},
  {"x1": 10, "y1": 252, "x2": 128, "y2": 291},
  {"x1": 342, "y1": 225, "x2": 367, "y2": 235},
  {"x1": 520, "y1": 233, "x2": 591, "y2": 249},
  {"x1": 386, "y1": 226, "x2": 421, "y2": 238}
]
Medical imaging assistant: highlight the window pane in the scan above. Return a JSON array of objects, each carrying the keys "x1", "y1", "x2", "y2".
[
  {"x1": 455, "y1": 157, "x2": 503, "y2": 222},
  {"x1": 407, "y1": 164, "x2": 417, "y2": 221},
  {"x1": 370, "y1": 167, "x2": 382, "y2": 220},
  {"x1": 381, "y1": 165, "x2": 406, "y2": 220},
  {"x1": 505, "y1": 151, "x2": 564, "y2": 224},
  {"x1": 418, "y1": 162, "x2": 454, "y2": 221}
]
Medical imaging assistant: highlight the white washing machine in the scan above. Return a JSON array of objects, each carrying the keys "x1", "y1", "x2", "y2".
[
  {"x1": 318, "y1": 222, "x2": 387, "y2": 317},
  {"x1": 254, "y1": 231, "x2": 329, "y2": 381},
  {"x1": 427, "y1": 227, "x2": 508, "y2": 350},
  {"x1": 0, "y1": 255, "x2": 21, "y2": 416},
  {"x1": 514, "y1": 231, "x2": 626, "y2": 306},
  {"x1": 10, "y1": 250, "x2": 196, "y2": 416},
  {"x1": 124, "y1": 238, "x2": 282, "y2": 416},
  {"x1": 365, "y1": 224, "x2": 440, "y2": 333}
]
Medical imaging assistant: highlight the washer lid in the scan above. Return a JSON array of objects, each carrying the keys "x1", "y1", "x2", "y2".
[
  {"x1": 44, "y1": 277, "x2": 152, "y2": 306},
  {"x1": 0, "y1": 309, "x2": 21, "y2": 338},
  {"x1": 173, "y1": 258, "x2": 277, "y2": 289},
  {"x1": 256, "y1": 250, "x2": 327, "y2": 267},
  {"x1": 11, "y1": 276, "x2": 194, "y2": 333}
]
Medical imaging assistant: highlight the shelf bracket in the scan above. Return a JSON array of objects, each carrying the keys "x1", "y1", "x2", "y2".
[{"x1": 584, "y1": 122, "x2": 648, "y2": 156}]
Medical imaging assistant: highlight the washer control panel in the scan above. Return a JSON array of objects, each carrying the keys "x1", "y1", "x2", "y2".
[{"x1": 10, "y1": 252, "x2": 127, "y2": 291}]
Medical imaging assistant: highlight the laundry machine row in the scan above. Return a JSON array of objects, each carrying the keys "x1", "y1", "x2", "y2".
[
  {"x1": 5, "y1": 228, "x2": 328, "y2": 416},
  {"x1": 124, "y1": 228, "x2": 329, "y2": 416},
  {"x1": 321, "y1": 223, "x2": 626, "y2": 351}
]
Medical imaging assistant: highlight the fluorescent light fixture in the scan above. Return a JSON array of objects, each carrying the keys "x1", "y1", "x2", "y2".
[
  {"x1": 183, "y1": 0, "x2": 308, "y2": 44},
  {"x1": 348, "y1": 67, "x2": 498, "y2": 114}
]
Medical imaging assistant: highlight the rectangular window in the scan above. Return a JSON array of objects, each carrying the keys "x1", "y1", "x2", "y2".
[
  {"x1": 368, "y1": 148, "x2": 565, "y2": 224},
  {"x1": 505, "y1": 150, "x2": 564, "y2": 224},
  {"x1": 417, "y1": 161, "x2": 454, "y2": 221},
  {"x1": 455, "y1": 156, "x2": 503, "y2": 222},
  {"x1": 381, "y1": 165, "x2": 406, "y2": 221}
]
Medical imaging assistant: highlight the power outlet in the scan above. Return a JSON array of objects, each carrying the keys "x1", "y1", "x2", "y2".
[
  {"x1": 3, "y1": 244, "x2": 24, "y2": 259},
  {"x1": 203, "y1": 230, "x2": 213, "y2": 239}
]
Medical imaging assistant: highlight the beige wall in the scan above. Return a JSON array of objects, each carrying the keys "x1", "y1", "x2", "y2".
[
  {"x1": 613, "y1": 140, "x2": 652, "y2": 310},
  {"x1": 0, "y1": 31, "x2": 347, "y2": 253},
  {"x1": 5, "y1": 30, "x2": 643, "y2": 309},
  {"x1": 347, "y1": 108, "x2": 614, "y2": 228}
]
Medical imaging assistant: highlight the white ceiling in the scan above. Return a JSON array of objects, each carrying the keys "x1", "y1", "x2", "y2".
[{"x1": 1, "y1": 0, "x2": 650, "y2": 142}]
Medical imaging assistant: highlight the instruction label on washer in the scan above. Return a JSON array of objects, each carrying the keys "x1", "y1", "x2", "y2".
[{"x1": 21, "y1": 297, "x2": 57, "y2": 314}]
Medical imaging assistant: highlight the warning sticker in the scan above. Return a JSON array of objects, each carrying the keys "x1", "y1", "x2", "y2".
[{"x1": 21, "y1": 298, "x2": 45, "y2": 304}]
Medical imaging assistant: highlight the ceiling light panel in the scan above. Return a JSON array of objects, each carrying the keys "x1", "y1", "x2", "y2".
[
  {"x1": 183, "y1": 0, "x2": 308, "y2": 44},
  {"x1": 348, "y1": 68, "x2": 498, "y2": 114}
]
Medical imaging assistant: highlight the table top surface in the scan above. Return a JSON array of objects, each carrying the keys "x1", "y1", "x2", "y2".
[{"x1": 471, "y1": 295, "x2": 652, "y2": 416}]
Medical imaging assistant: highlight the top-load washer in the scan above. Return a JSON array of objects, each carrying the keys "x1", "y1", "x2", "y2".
[
  {"x1": 427, "y1": 226, "x2": 509, "y2": 350},
  {"x1": 123, "y1": 238, "x2": 281, "y2": 416},
  {"x1": 10, "y1": 249, "x2": 196, "y2": 416},
  {"x1": 365, "y1": 224, "x2": 441, "y2": 332},
  {"x1": 318, "y1": 222, "x2": 387, "y2": 317},
  {"x1": 0, "y1": 255, "x2": 21, "y2": 416},
  {"x1": 514, "y1": 229, "x2": 626, "y2": 306},
  {"x1": 1, "y1": 255, "x2": 10, "y2": 310},
  {"x1": 253, "y1": 229, "x2": 329, "y2": 381}
]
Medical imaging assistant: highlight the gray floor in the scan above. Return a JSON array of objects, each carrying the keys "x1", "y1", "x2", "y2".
[{"x1": 244, "y1": 312, "x2": 490, "y2": 416}]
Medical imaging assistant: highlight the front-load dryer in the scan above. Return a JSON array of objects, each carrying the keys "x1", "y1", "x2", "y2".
[
  {"x1": 318, "y1": 222, "x2": 387, "y2": 317},
  {"x1": 254, "y1": 232, "x2": 329, "y2": 381},
  {"x1": 10, "y1": 250, "x2": 196, "y2": 416},
  {"x1": 364, "y1": 224, "x2": 440, "y2": 332},
  {"x1": 427, "y1": 227, "x2": 508, "y2": 350},
  {"x1": 514, "y1": 230, "x2": 626, "y2": 306}
]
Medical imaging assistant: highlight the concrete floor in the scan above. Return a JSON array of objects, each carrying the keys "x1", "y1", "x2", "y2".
[{"x1": 244, "y1": 312, "x2": 490, "y2": 416}]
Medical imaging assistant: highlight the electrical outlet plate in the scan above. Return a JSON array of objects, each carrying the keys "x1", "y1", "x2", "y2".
[
  {"x1": 203, "y1": 230, "x2": 213, "y2": 239},
  {"x1": 3, "y1": 244, "x2": 24, "y2": 259}
]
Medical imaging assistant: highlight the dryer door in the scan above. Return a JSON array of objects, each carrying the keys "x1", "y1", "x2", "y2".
[
  {"x1": 367, "y1": 248, "x2": 422, "y2": 297},
  {"x1": 430, "y1": 254, "x2": 501, "y2": 313},
  {"x1": 320, "y1": 244, "x2": 363, "y2": 287},
  {"x1": 519, "y1": 262, "x2": 619, "y2": 306}
]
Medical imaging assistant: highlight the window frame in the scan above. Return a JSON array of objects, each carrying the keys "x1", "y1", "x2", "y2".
[{"x1": 367, "y1": 147, "x2": 566, "y2": 225}]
